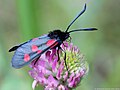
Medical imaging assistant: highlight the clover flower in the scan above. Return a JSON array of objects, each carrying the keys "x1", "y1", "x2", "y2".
[{"x1": 29, "y1": 41, "x2": 89, "y2": 90}]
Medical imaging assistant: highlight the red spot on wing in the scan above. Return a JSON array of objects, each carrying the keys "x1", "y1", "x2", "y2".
[
  {"x1": 50, "y1": 42, "x2": 58, "y2": 48},
  {"x1": 31, "y1": 45, "x2": 38, "y2": 52},
  {"x1": 37, "y1": 50, "x2": 42, "y2": 54},
  {"x1": 32, "y1": 38, "x2": 39, "y2": 41},
  {"x1": 24, "y1": 54, "x2": 30, "y2": 62},
  {"x1": 46, "y1": 39, "x2": 56, "y2": 46}
]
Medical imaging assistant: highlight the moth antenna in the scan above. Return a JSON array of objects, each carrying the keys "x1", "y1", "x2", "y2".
[
  {"x1": 65, "y1": 3, "x2": 86, "y2": 32},
  {"x1": 68, "y1": 28, "x2": 97, "y2": 33}
]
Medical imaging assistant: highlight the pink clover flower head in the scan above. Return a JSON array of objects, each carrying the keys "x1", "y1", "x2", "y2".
[{"x1": 29, "y1": 41, "x2": 89, "y2": 90}]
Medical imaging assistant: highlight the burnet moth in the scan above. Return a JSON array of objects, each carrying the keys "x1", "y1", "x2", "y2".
[{"x1": 9, "y1": 4, "x2": 97, "y2": 69}]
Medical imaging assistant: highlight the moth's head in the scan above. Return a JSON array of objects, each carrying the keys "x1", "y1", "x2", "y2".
[{"x1": 48, "y1": 29, "x2": 70, "y2": 41}]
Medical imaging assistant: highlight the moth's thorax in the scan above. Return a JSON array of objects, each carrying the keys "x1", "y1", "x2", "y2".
[{"x1": 48, "y1": 30, "x2": 69, "y2": 41}]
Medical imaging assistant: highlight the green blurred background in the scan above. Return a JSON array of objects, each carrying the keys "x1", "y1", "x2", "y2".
[{"x1": 0, "y1": 0, "x2": 120, "y2": 90}]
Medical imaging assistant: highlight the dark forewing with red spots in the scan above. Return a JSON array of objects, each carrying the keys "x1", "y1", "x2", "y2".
[{"x1": 11, "y1": 34, "x2": 58, "y2": 68}]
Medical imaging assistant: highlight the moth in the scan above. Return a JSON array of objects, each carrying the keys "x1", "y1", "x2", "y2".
[{"x1": 9, "y1": 4, "x2": 97, "y2": 69}]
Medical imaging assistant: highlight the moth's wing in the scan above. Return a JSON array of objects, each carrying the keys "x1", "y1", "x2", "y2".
[
  {"x1": 9, "y1": 41, "x2": 29, "y2": 52},
  {"x1": 11, "y1": 34, "x2": 59, "y2": 69}
]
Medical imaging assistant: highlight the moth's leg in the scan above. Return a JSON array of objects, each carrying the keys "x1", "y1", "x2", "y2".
[
  {"x1": 34, "y1": 56, "x2": 40, "y2": 65},
  {"x1": 69, "y1": 36, "x2": 72, "y2": 43},
  {"x1": 57, "y1": 47, "x2": 60, "y2": 61},
  {"x1": 63, "y1": 51, "x2": 68, "y2": 71},
  {"x1": 57, "y1": 46, "x2": 68, "y2": 71}
]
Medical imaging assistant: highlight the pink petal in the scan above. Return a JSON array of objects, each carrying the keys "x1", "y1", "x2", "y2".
[
  {"x1": 68, "y1": 77, "x2": 76, "y2": 88},
  {"x1": 56, "y1": 69, "x2": 61, "y2": 80},
  {"x1": 47, "y1": 75, "x2": 59, "y2": 87},
  {"x1": 29, "y1": 70, "x2": 37, "y2": 80},
  {"x1": 58, "y1": 84, "x2": 65, "y2": 90},
  {"x1": 80, "y1": 69, "x2": 85, "y2": 77},
  {"x1": 46, "y1": 51, "x2": 51, "y2": 62},
  {"x1": 67, "y1": 73, "x2": 74, "y2": 83},
  {"x1": 52, "y1": 58, "x2": 58, "y2": 72},
  {"x1": 63, "y1": 71, "x2": 68, "y2": 81}
]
